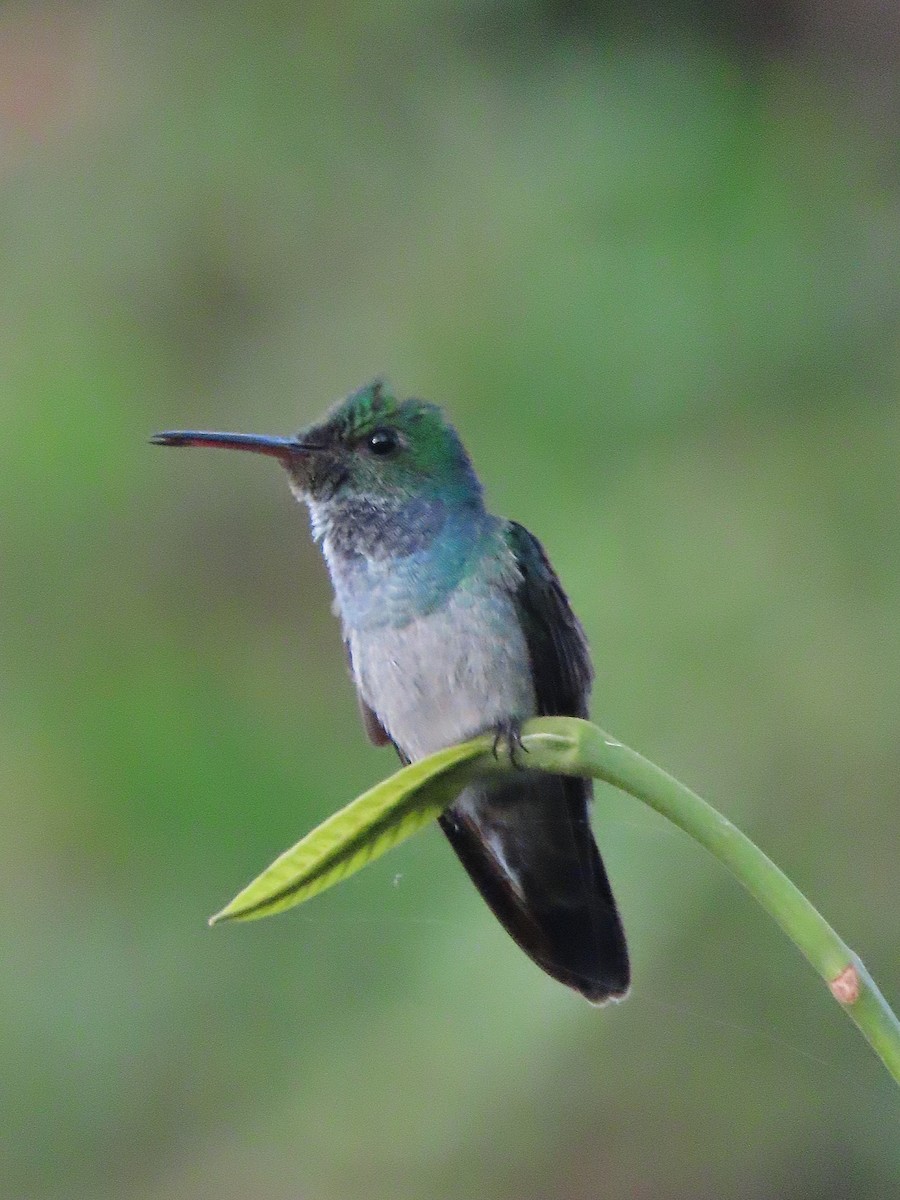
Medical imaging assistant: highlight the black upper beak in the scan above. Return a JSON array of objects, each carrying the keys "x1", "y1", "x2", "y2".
[{"x1": 149, "y1": 431, "x2": 321, "y2": 463}]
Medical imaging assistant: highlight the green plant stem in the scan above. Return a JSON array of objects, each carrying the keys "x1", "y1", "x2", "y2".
[
  {"x1": 211, "y1": 714, "x2": 900, "y2": 1085},
  {"x1": 512, "y1": 717, "x2": 900, "y2": 1085}
]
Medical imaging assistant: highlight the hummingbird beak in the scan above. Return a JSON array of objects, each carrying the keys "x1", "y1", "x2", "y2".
[{"x1": 149, "y1": 430, "x2": 322, "y2": 463}]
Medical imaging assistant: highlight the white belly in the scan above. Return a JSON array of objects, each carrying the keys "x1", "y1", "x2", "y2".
[{"x1": 347, "y1": 585, "x2": 536, "y2": 762}]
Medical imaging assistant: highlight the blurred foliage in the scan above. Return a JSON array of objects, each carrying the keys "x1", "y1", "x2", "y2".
[{"x1": 1, "y1": 2, "x2": 898, "y2": 1199}]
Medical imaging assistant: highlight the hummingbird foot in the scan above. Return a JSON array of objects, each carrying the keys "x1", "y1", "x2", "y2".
[{"x1": 491, "y1": 718, "x2": 529, "y2": 769}]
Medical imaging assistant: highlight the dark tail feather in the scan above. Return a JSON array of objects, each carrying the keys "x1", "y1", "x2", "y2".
[{"x1": 439, "y1": 772, "x2": 629, "y2": 1004}]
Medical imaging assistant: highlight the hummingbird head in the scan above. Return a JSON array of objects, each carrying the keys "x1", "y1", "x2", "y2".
[
  {"x1": 292, "y1": 380, "x2": 483, "y2": 508},
  {"x1": 151, "y1": 380, "x2": 484, "y2": 512}
]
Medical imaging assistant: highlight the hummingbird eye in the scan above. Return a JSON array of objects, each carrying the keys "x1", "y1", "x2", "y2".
[{"x1": 365, "y1": 427, "x2": 400, "y2": 456}]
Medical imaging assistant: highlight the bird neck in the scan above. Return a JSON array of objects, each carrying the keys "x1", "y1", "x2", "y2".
[{"x1": 311, "y1": 493, "x2": 494, "y2": 630}]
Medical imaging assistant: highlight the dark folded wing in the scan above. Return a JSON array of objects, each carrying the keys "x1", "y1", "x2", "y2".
[{"x1": 503, "y1": 520, "x2": 593, "y2": 719}]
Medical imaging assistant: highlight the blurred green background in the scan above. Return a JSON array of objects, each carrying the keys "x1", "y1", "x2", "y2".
[{"x1": 2, "y1": 2, "x2": 898, "y2": 1198}]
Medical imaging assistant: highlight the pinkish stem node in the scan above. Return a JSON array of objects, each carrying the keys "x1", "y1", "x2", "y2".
[{"x1": 829, "y1": 963, "x2": 860, "y2": 1005}]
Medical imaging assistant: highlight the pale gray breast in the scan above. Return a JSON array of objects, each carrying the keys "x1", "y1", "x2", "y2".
[{"x1": 347, "y1": 581, "x2": 537, "y2": 762}]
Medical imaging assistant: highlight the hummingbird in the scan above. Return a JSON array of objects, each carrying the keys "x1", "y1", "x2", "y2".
[{"x1": 152, "y1": 381, "x2": 630, "y2": 1003}]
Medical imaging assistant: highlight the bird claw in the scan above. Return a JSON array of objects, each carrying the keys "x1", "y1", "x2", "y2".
[{"x1": 491, "y1": 719, "x2": 529, "y2": 769}]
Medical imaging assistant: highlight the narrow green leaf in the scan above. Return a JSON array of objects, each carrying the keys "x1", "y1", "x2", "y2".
[
  {"x1": 207, "y1": 714, "x2": 900, "y2": 1088},
  {"x1": 209, "y1": 736, "x2": 491, "y2": 924}
]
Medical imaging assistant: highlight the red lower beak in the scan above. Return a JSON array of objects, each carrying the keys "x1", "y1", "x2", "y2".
[{"x1": 150, "y1": 430, "x2": 319, "y2": 462}]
